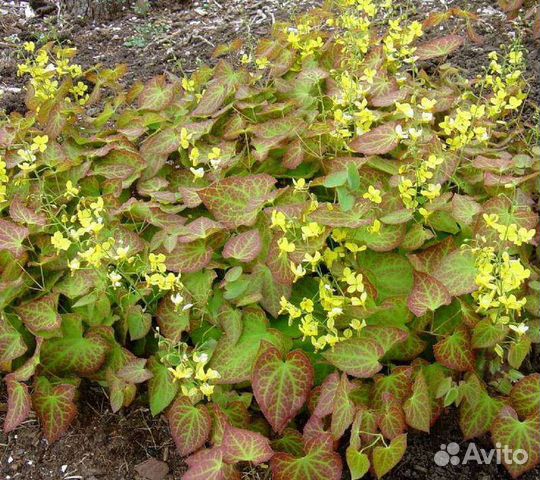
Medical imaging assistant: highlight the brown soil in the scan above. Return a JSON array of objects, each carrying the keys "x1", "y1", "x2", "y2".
[{"x1": 0, "y1": 0, "x2": 539, "y2": 479}]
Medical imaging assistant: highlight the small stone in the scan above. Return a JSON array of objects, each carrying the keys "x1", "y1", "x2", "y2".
[{"x1": 135, "y1": 458, "x2": 169, "y2": 480}]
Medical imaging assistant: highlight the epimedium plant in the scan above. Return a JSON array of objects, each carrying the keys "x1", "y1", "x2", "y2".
[{"x1": 1, "y1": 0, "x2": 539, "y2": 478}]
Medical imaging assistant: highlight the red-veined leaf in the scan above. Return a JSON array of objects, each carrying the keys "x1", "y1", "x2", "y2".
[
  {"x1": 407, "y1": 271, "x2": 452, "y2": 317},
  {"x1": 4, "y1": 378, "x2": 31, "y2": 433},
  {"x1": 434, "y1": 325, "x2": 475, "y2": 372},
  {"x1": 168, "y1": 397, "x2": 212, "y2": 457},
  {"x1": 200, "y1": 174, "x2": 276, "y2": 228},
  {"x1": 403, "y1": 372, "x2": 431, "y2": 432},
  {"x1": 117, "y1": 358, "x2": 153, "y2": 384},
  {"x1": 510, "y1": 374, "x2": 540, "y2": 419},
  {"x1": 491, "y1": 406, "x2": 540, "y2": 478},
  {"x1": 32, "y1": 377, "x2": 77, "y2": 443},
  {"x1": 349, "y1": 123, "x2": 399, "y2": 155},
  {"x1": 16, "y1": 294, "x2": 61, "y2": 336},
  {"x1": 223, "y1": 229, "x2": 262, "y2": 263},
  {"x1": 221, "y1": 423, "x2": 274, "y2": 464},
  {"x1": 0, "y1": 218, "x2": 28, "y2": 257},
  {"x1": 270, "y1": 434, "x2": 342, "y2": 480},
  {"x1": 372, "y1": 433, "x2": 407, "y2": 479},
  {"x1": 252, "y1": 344, "x2": 314, "y2": 434},
  {"x1": 416, "y1": 35, "x2": 464, "y2": 60},
  {"x1": 331, "y1": 374, "x2": 355, "y2": 440},
  {"x1": 323, "y1": 337, "x2": 384, "y2": 378}
]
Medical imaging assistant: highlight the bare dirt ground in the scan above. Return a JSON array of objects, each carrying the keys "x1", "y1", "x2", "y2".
[{"x1": 0, "y1": 0, "x2": 539, "y2": 479}]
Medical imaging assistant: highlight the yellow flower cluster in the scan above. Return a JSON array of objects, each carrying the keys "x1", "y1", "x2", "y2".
[
  {"x1": 18, "y1": 44, "x2": 87, "y2": 107},
  {"x1": 473, "y1": 248, "x2": 530, "y2": 316},
  {"x1": 439, "y1": 105, "x2": 488, "y2": 150},
  {"x1": 164, "y1": 345, "x2": 220, "y2": 399},
  {"x1": 16, "y1": 134, "x2": 49, "y2": 174},
  {"x1": 482, "y1": 214, "x2": 536, "y2": 246},
  {"x1": 275, "y1": 201, "x2": 372, "y2": 351},
  {"x1": 0, "y1": 156, "x2": 8, "y2": 203},
  {"x1": 398, "y1": 153, "x2": 443, "y2": 214},
  {"x1": 383, "y1": 18, "x2": 424, "y2": 67},
  {"x1": 483, "y1": 49, "x2": 526, "y2": 118}
]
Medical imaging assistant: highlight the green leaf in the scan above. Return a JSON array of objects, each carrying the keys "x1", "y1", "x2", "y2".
[
  {"x1": 183, "y1": 447, "x2": 236, "y2": 480},
  {"x1": 451, "y1": 194, "x2": 482, "y2": 225},
  {"x1": 359, "y1": 251, "x2": 414, "y2": 301},
  {"x1": 508, "y1": 336, "x2": 531, "y2": 369},
  {"x1": 372, "y1": 433, "x2": 407, "y2": 479},
  {"x1": 4, "y1": 378, "x2": 31, "y2": 433},
  {"x1": 192, "y1": 80, "x2": 231, "y2": 116},
  {"x1": 314, "y1": 372, "x2": 340, "y2": 418},
  {"x1": 349, "y1": 122, "x2": 399, "y2": 155},
  {"x1": 0, "y1": 315, "x2": 27, "y2": 364},
  {"x1": 323, "y1": 338, "x2": 384, "y2": 378},
  {"x1": 164, "y1": 239, "x2": 213, "y2": 274},
  {"x1": 41, "y1": 317, "x2": 108, "y2": 376},
  {"x1": 15, "y1": 293, "x2": 61, "y2": 336},
  {"x1": 415, "y1": 35, "x2": 464, "y2": 60},
  {"x1": 361, "y1": 326, "x2": 408, "y2": 355},
  {"x1": 347, "y1": 163, "x2": 361, "y2": 191},
  {"x1": 432, "y1": 249, "x2": 477, "y2": 297},
  {"x1": 138, "y1": 76, "x2": 174, "y2": 111},
  {"x1": 403, "y1": 372, "x2": 431, "y2": 432},
  {"x1": 434, "y1": 325, "x2": 475, "y2": 372},
  {"x1": 459, "y1": 375, "x2": 503, "y2": 439},
  {"x1": 0, "y1": 218, "x2": 28, "y2": 257},
  {"x1": 221, "y1": 423, "x2": 274, "y2": 465},
  {"x1": 117, "y1": 358, "x2": 153, "y2": 384},
  {"x1": 32, "y1": 377, "x2": 77, "y2": 443},
  {"x1": 491, "y1": 406, "x2": 540, "y2": 478},
  {"x1": 223, "y1": 229, "x2": 262, "y2": 263},
  {"x1": 272, "y1": 428, "x2": 305, "y2": 457},
  {"x1": 407, "y1": 271, "x2": 452, "y2": 317},
  {"x1": 377, "y1": 393, "x2": 406, "y2": 440},
  {"x1": 510, "y1": 374, "x2": 540, "y2": 419},
  {"x1": 346, "y1": 447, "x2": 370, "y2": 480},
  {"x1": 270, "y1": 435, "x2": 343, "y2": 480},
  {"x1": 200, "y1": 174, "x2": 276, "y2": 228},
  {"x1": 252, "y1": 344, "x2": 314, "y2": 434},
  {"x1": 210, "y1": 307, "x2": 290, "y2": 384},
  {"x1": 331, "y1": 374, "x2": 355, "y2": 440},
  {"x1": 471, "y1": 318, "x2": 508, "y2": 348},
  {"x1": 147, "y1": 356, "x2": 178, "y2": 416},
  {"x1": 167, "y1": 397, "x2": 212, "y2": 456}
]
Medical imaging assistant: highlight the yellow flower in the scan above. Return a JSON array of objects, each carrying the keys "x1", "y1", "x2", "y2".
[
  {"x1": 182, "y1": 77, "x2": 195, "y2": 92},
  {"x1": 301, "y1": 222, "x2": 324, "y2": 240},
  {"x1": 51, "y1": 231, "x2": 71, "y2": 252},
  {"x1": 293, "y1": 178, "x2": 309, "y2": 192},
  {"x1": 278, "y1": 237, "x2": 296, "y2": 256},
  {"x1": 189, "y1": 147, "x2": 200, "y2": 165},
  {"x1": 180, "y1": 128, "x2": 192, "y2": 149},
  {"x1": 23, "y1": 41, "x2": 35, "y2": 53},
  {"x1": 149, "y1": 253, "x2": 167, "y2": 273},
  {"x1": 290, "y1": 261, "x2": 306, "y2": 282},
  {"x1": 64, "y1": 180, "x2": 79, "y2": 199},
  {"x1": 395, "y1": 102, "x2": 414, "y2": 118},
  {"x1": 30, "y1": 135, "x2": 49, "y2": 153},
  {"x1": 169, "y1": 365, "x2": 194, "y2": 381},
  {"x1": 199, "y1": 383, "x2": 215, "y2": 398},
  {"x1": 255, "y1": 57, "x2": 270, "y2": 69},
  {"x1": 368, "y1": 219, "x2": 381, "y2": 234},
  {"x1": 362, "y1": 185, "x2": 382, "y2": 204},
  {"x1": 271, "y1": 210, "x2": 287, "y2": 231},
  {"x1": 190, "y1": 167, "x2": 205, "y2": 180},
  {"x1": 300, "y1": 298, "x2": 314, "y2": 313}
]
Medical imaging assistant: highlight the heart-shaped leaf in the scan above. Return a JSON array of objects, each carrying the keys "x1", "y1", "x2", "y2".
[
  {"x1": 252, "y1": 344, "x2": 314, "y2": 434},
  {"x1": 349, "y1": 122, "x2": 399, "y2": 155},
  {"x1": 434, "y1": 325, "x2": 475, "y2": 372},
  {"x1": 510, "y1": 374, "x2": 540, "y2": 419},
  {"x1": 408, "y1": 271, "x2": 452, "y2": 317},
  {"x1": 491, "y1": 406, "x2": 540, "y2": 478},
  {"x1": 372, "y1": 433, "x2": 407, "y2": 478},
  {"x1": 271, "y1": 435, "x2": 342, "y2": 480},
  {"x1": 32, "y1": 377, "x2": 77, "y2": 443},
  {"x1": 167, "y1": 397, "x2": 212, "y2": 457},
  {"x1": 416, "y1": 35, "x2": 464, "y2": 60},
  {"x1": 403, "y1": 372, "x2": 431, "y2": 432},
  {"x1": 221, "y1": 423, "x2": 274, "y2": 464},
  {"x1": 323, "y1": 338, "x2": 384, "y2": 378}
]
